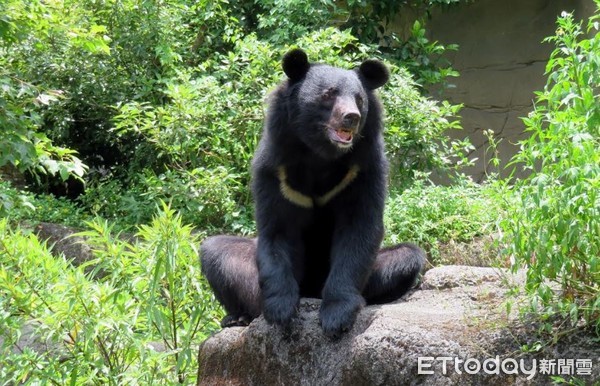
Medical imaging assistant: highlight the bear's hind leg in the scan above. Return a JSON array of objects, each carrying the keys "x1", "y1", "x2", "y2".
[
  {"x1": 363, "y1": 243, "x2": 426, "y2": 305},
  {"x1": 200, "y1": 236, "x2": 261, "y2": 327}
]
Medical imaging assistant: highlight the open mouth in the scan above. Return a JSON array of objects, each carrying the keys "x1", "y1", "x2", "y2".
[{"x1": 327, "y1": 127, "x2": 355, "y2": 147}]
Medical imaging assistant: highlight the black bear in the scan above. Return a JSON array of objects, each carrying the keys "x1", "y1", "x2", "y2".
[{"x1": 201, "y1": 49, "x2": 425, "y2": 339}]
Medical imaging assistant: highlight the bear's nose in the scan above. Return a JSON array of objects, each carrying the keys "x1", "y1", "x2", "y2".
[{"x1": 342, "y1": 112, "x2": 361, "y2": 128}]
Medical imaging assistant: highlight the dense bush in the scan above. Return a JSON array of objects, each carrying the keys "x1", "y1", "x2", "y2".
[
  {"x1": 1, "y1": 0, "x2": 469, "y2": 232},
  {"x1": 246, "y1": 0, "x2": 461, "y2": 87},
  {"x1": 91, "y1": 27, "x2": 469, "y2": 232},
  {"x1": 0, "y1": 180, "x2": 90, "y2": 227},
  {"x1": 382, "y1": 68, "x2": 467, "y2": 188},
  {"x1": 384, "y1": 177, "x2": 502, "y2": 264},
  {"x1": 504, "y1": 8, "x2": 600, "y2": 333},
  {"x1": 0, "y1": 207, "x2": 222, "y2": 384},
  {"x1": 0, "y1": 2, "x2": 89, "y2": 187}
]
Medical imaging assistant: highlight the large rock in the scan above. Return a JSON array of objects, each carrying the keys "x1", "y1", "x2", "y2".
[
  {"x1": 34, "y1": 222, "x2": 96, "y2": 268},
  {"x1": 33, "y1": 222, "x2": 138, "y2": 277},
  {"x1": 197, "y1": 266, "x2": 599, "y2": 385}
]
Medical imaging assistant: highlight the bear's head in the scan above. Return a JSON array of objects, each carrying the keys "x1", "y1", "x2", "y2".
[{"x1": 281, "y1": 48, "x2": 389, "y2": 159}]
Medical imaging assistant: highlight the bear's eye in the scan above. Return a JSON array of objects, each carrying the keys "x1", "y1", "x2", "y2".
[
  {"x1": 356, "y1": 96, "x2": 364, "y2": 109},
  {"x1": 322, "y1": 88, "x2": 338, "y2": 101}
]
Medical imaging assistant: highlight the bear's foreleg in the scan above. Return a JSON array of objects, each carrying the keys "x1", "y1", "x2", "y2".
[
  {"x1": 256, "y1": 233, "x2": 303, "y2": 328},
  {"x1": 320, "y1": 207, "x2": 384, "y2": 339}
]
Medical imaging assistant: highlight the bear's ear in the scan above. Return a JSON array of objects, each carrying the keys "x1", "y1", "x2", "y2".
[
  {"x1": 358, "y1": 60, "x2": 389, "y2": 90},
  {"x1": 282, "y1": 48, "x2": 310, "y2": 82}
]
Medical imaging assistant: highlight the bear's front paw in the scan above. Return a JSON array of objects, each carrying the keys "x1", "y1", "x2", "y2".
[
  {"x1": 319, "y1": 296, "x2": 364, "y2": 340},
  {"x1": 263, "y1": 293, "x2": 299, "y2": 327}
]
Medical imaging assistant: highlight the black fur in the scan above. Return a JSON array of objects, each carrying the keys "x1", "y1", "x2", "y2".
[{"x1": 201, "y1": 49, "x2": 425, "y2": 339}]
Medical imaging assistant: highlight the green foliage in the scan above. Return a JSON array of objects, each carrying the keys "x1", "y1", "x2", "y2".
[
  {"x1": 0, "y1": 181, "x2": 89, "y2": 227},
  {"x1": 248, "y1": 0, "x2": 461, "y2": 87},
  {"x1": 382, "y1": 66, "x2": 470, "y2": 188},
  {"x1": 397, "y1": 20, "x2": 460, "y2": 87},
  {"x1": 384, "y1": 177, "x2": 501, "y2": 263},
  {"x1": 252, "y1": 0, "x2": 338, "y2": 45},
  {"x1": 81, "y1": 168, "x2": 252, "y2": 234},
  {"x1": 0, "y1": 181, "x2": 34, "y2": 218},
  {"x1": 0, "y1": 206, "x2": 222, "y2": 384},
  {"x1": 104, "y1": 34, "x2": 278, "y2": 232},
  {"x1": 504, "y1": 6, "x2": 600, "y2": 333},
  {"x1": 0, "y1": 62, "x2": 87, "y2": 181},
  {"x1": 340, "y1": 0, "x2": 464, "y2": 44},
  {"x1": 2, "y1": 0, "x2": 213, "y2": 194},
  {"x1": 2, "y1": 0, "x2": 468, "y2": 232},
  {"x1": 99, "y1": 27, "x2": 466, "y2": 231},
  {"x1": 0, "y1": 1, "x2": 98, "y2": 207}
]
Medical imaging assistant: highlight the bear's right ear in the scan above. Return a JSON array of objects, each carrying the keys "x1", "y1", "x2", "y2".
[
  {"x1": 358, "y1": 60, "x2": 389, "y2": 90},
  {"x1": 282, "y1": 49, "x2": 310, "y2": 82}
]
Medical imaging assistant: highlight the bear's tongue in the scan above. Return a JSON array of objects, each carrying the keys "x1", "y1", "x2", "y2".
[{"x1": 335, "y1": 129, "x2": 353, "y2": 142}]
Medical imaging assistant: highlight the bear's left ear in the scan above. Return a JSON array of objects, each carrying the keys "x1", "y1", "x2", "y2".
[
  {"x1": 282, "y1": 48, "x2": 310, "y2": 82},
  {"x1": 357, "y1": 60, "x2": 389, "y2": 90}
]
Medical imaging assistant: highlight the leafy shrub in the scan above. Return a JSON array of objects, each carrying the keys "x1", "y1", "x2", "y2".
[
  {"x1": 0, "y1": 1, "x2": 105, "y2": 211},
  {"x1": 504, "y1": 7, "x2": 600, "y2": 333},
  {"x1": 384, "y1": 178, "x2": 502, "y2": 264},
  {"x1": 3, "y1": 0, "x2": 470, "y2": 234},
  {"x1": 101, "y1": 27, "x2": 468, "y2": 231},
  {"x1": 0, "y1": 181, "x2": 89, "y2": 227},
  {"x1": 104, "y1": 35, "x2": 278, "y2": 231},
  {"x1": 4, "y1": 0, "x2": 466, "y2": 200},
  {"x1": 382, "y1": 67, "x2": 469, "y2": 189},
  {"x1": 0, "y1": 181, "x2": 34, "y2": 218},
  {"x1": 252, "y1": 0, "x2": 461, "y2": 87},
  {"x1": 0, "y1": 206, "x2": 222, "y2": 384},
  {"x1": 81, "y1": 168, "x2": 253, "y2": 234},
  {"x1": 2, "y1": 0, "x2": 209, "y2": 196},
  {"x1": 387, "y1": 19, "x2": 460, "y2": 88},
  {"x1": 0, "y1": 60, "x2": 87, "y2": 188}
]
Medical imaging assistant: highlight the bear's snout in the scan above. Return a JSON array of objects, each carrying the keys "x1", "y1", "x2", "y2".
[{"x1": 332, "y1": 95, "x2": 361, "y2": 130}]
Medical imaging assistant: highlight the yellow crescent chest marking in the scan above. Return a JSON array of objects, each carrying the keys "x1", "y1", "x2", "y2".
[
  {"x1": 277, "y1": 166, "x2": 313, "y2": 208},
  {"x1": 277, "y1": 165, "x2": 360, "y2": 208},
  {"x1": 316, "y1": 164, "x2": 360, "y2": 206}
]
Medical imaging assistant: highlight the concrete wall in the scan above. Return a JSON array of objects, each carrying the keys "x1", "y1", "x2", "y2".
[{"x1": 420, "y1": 0, "x2": 595, "y2": 181}]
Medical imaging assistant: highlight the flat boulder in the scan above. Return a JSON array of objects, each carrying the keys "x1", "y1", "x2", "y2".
[{"x1": 197, "y1": 266, "x2": 599, "y2": 385}]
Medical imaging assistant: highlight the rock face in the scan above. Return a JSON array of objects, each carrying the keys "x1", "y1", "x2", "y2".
[
  {"x1": 34, "y1": 222, "x2": 96, "y2": 268},
  {"x1": 197, "y1": 266, "x2": 599, "y2": 386},
  {"x1": 416, "y1": 0, "x2": 595, "y2": 181}
]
